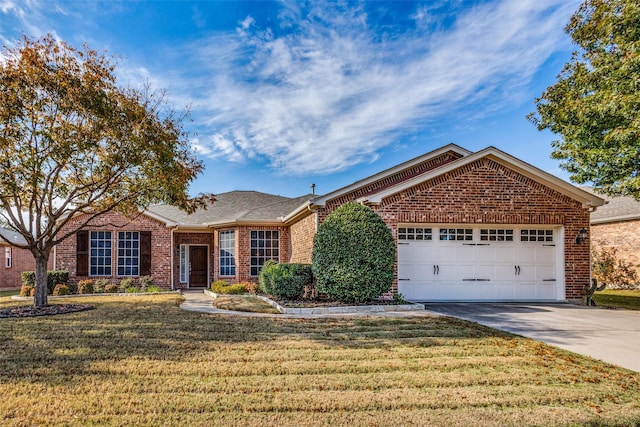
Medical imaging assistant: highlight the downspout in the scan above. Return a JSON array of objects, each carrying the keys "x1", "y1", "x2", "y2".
[
  {"x1": 53, "y1": 244, "x2": 57, "y2": 270},
  {"x1": 170, "y1": 226, "x2": 175, "y2": 290}
]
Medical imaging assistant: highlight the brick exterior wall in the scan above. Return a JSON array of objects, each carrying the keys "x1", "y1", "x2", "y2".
[
  {"x1": 313, "y1": 158, "x2": 592, "y2": 303},
  {"x1": 317, "y1": 151, "x2": 461, "y2": 224},
  {"x1": 289, "y1": 213, "x2": 317, "y2": 264},
  {"x1": 0, "y1": 244, "x2": 53, "y2": 289},
  {"x1": 56, "y1": 212, "x2": 173, "y2": 289},
  {"x1": 591, "y1": 219, "x2": 640, "y2": 277}
]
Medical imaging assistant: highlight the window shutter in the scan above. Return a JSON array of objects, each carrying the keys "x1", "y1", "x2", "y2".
[
  {"x1": 76, "y1": 230, "x2": 89, "y2": 276},
  {"x1": 140, "y1": 231, "x2": 152, "y2": 276}
]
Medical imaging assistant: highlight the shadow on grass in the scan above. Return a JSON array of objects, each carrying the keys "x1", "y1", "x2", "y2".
[{"x1": 0, "y1": 295, "x2": 520, "y2": 383}]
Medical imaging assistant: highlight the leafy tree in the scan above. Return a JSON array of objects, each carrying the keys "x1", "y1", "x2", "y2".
[
  {"x1": 312, "y1": 203, "x2": 395, "y2": 303},
  {"x1": 0, "y1": 35, "x2": 212, "y2": 307},
  {"x1": 529, "y1": 0, "x2": 640, "y2": 199}
]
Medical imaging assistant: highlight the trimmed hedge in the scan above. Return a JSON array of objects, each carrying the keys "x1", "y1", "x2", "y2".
[
  {"x1": 259, "y1": 261, "x2": 313, "y2": 299},
  {"x1": 210, "y1": 280, "x2": 247, "y2": 295},
  {"x1": 21, "y1": 270, "x2": 69, "y2": 295},
  {"x1": 312, "y1": 202, "x2": 395, "y2": 303}
]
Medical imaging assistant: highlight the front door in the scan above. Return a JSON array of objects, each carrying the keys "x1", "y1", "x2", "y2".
[{"x1": 189, "y1": 246, "x2": 208, "y2": 288}]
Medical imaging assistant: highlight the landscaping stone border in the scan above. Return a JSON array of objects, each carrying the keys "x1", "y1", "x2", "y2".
[{"x1": 204, "y1": 289, "x2": 425, "y2": 314}]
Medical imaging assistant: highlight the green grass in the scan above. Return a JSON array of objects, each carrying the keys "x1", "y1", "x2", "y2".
[
  {"x1": 1, "y1": 294, "x2": 639, "y2": 426},
  {"x1": 0, "y1": 289, "x2": 19, "y2": 298},
  {"x1": 593, "y1": 289, "x2": 640, "y2": 310}
]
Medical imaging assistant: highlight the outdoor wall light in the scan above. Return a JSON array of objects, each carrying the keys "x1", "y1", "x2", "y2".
[{"x1": 575, "y1": 227, "x2": 588, "y2": 245}]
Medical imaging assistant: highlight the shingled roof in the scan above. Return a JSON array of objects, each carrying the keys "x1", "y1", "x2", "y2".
[
  {"x1": 147, "y1": 191, "x2": 313, "y2": 227},
  {"x1": 0, "y1": 227, "x2": 27, "y2": 246},
  {"x1": 583, "y1": 187, "x2": 640, "y2": 224}
]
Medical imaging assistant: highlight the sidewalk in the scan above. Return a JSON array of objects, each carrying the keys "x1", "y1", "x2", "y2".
[{"x1": 179, "y1": 290, "x2": 433, "y2": 319}]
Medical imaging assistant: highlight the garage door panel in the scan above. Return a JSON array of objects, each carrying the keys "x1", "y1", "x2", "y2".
[{"x1": 397, "y1": 225, "x2": 560, "y2": 301}]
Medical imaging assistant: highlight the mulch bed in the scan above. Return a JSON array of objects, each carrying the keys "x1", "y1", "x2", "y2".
[{"x1": 0, "y1": 304, "x2": 94, "y2": 319}]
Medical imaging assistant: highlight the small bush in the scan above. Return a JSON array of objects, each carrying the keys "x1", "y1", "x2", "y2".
[
  {"x1": 243, "y1": 281, "x2": 259, "y2": 294},
  {"x1": 53, "y1": 284, "x2": 70, "y2": 296},
  {"x1": 94, "y1": 279, "x2": 110, "y2": 293},
  {"x1": 259, "y1": 262, "x2": 312, "y2": 299},
  {"x1": 145, "y1": 285, "x2": 163, "y2": 293},
  {"x1": 21, "y1": 270, "x2": 69, "y2": 294},
  {"x1": 104, "y1": 284, "x2": 119, "y2": 293},
  {"x1": 29, "y1": 288, "x2": 35, "y2": 297},
  {"x1": 592, "y1": 245, "x2": 639, "y2": 289},
  {"x1": 77, "y1": 279, "x2": 95, "y2": 294},
  {"x1": 139, "y1": 276, "x2": 154, "y2": 292},
  {"x1": 125, "y1": 286, "x2": 139, "y2": 293},
  {"x1": 120, "y1": 278, "x2": 137, "y2": 293},
  {"x1": 20, "y1": 285, "x2": 33, "y2": 297},
  {"x1": 211, "y1": 280, "x2": 246, "y2": 294}
]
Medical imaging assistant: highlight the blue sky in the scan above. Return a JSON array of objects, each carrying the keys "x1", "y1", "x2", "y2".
[{"x1": 1, "y1": 0, "x2": 581, "y2": 198}]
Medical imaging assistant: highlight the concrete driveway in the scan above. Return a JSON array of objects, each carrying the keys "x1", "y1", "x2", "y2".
[{"x1": 423, "y1": 303, "x2": 640, "y2": 372}]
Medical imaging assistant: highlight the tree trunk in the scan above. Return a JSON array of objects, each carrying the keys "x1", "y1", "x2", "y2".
[{"x1": 34, "y1": 254, "x2": 49, "y2": 308}]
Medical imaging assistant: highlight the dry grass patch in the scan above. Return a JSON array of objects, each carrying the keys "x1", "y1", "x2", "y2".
[
  {"x1": 213, "y1": 294, "x2": 280, "y2": 313},
  {"x1": 1, "y1": 294, "x2": 639, "y2": 426}
]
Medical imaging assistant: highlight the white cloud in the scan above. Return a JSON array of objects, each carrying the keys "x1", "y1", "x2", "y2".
[{"x1": 181, "y1": 0, "x2": 578, "y2": 175}]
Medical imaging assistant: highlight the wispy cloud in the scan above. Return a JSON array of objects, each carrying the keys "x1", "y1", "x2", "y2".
[
  {"x1": 183, "y1": 0, "x2": 577, "y2": 175},
  {"x1": 0, "y1": 0, "x2": 579, "y2": 177}
]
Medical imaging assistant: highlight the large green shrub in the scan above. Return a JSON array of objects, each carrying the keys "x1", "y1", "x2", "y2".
[
  {"x1": 312, "y1": 203, "x2": 395, "y2": 303},
  {"x1": 259, "y1": 262, "x2": 312, "y2": 299},
  {"x1": 21, "y1": 270, "x2": 69, "y2": 295},
  {"x1": 258, "y1": 259, "x2": 278, "y2": 295}
]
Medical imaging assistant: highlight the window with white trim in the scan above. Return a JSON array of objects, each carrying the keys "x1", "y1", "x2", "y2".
[
  {"x1": 250, "y1": 230, "x2": 279, "y2": 276},
  {"x1": 480, "y1": 229, "x2": 514, "y2": 242},
  {"x1": 179, "y1": 245, "x2": 187, "y2": 283},
  {"x1": 90, "y1": 231, "x2": 112, "y2": 276},
  {"x1": 219, "y1": 231, "x2": 236, "y2": 276},
  {"x1": 398, "y1": 227, "x2": 433, "y2": 241},
  {"x1": 117, "y1": 231, "x2": 139, "y2": 276},
  {"x1": 439, "y1": 228, "x2": 473, "y2": 241},
  {"x1": 520, "y1": 229, "x2": 554, "y2": 242},
  {"x1": 5, "y1": 247, "x2": 11, "y2": 268}
]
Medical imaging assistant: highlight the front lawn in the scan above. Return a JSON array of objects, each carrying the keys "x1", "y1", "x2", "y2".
[
  {"x1": 1, "y1": 295, "x2": 639, "y2": 426},
  {"x1": 593, "y1": 289, "x2": 640, "y2": 310},
  {"x1": 0, "y1": 289, "x2": 19, "y2": 298}
]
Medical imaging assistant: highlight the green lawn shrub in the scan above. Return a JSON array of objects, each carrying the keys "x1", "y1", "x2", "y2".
[
  {"x1": 21, "y1": 270, "x2": 69, "y2": 294},
  {"x1": 259, "y1": 262, "x2": 312, "y2": 299},
  {"x1": 94, "y1": 279, "x2": 110, "y2": 293},
  {"x1": 145, "y1": 285, "x2": 163, "y2": 293},
  {"x1": 210, "y1": 280, "x2": 246, "y2": 294},
  {"x1": 104, "y1": 284, "x2": 119, "y2": 293},
  {"x1": 120, "y1": 278, "x2": 137, "y2": 293},
  {"x1": 312, "y1": 202, "x2": 396, "y2": 303},
  {"x1": 77, "y1": 280, "x2": 94, "y2": 294},
  {"x1": 53, "y1": 284, "x2": 70, "y2": 296},
  {"x1": 139, "y1": 276, "x2": 154, "y2": 292}
]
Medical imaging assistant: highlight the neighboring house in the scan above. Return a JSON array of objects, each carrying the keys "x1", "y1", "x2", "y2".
[
  {"x1": 0, "y1": 228, "x2": 53, "y2": 289},
  {"x1": 55, "y1": 144, "x2": 605, "y2": 304},
  {"x1": 588, "y1": 188, "x2": 640, "y2": 277}
]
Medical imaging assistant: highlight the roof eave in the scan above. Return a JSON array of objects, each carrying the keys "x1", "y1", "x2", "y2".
[
  {"x1": 312, "y1": 144, "x2": 471, "y2": 207},
  {"x1": 365, "y1": 147, "x2": 606, "y2": 208}
]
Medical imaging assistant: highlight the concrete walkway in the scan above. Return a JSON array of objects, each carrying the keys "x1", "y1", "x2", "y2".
[
  {"x1": 179, "y1": 290, "x2": 433, "y2": 319},
  {"x1": 424, "y1": 303, "x2": 640, "y2": 373}
]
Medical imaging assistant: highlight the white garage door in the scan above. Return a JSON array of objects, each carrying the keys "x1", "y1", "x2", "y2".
[{"x1": 397, "y1": 226, "x2": 562, "y2": 301}]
